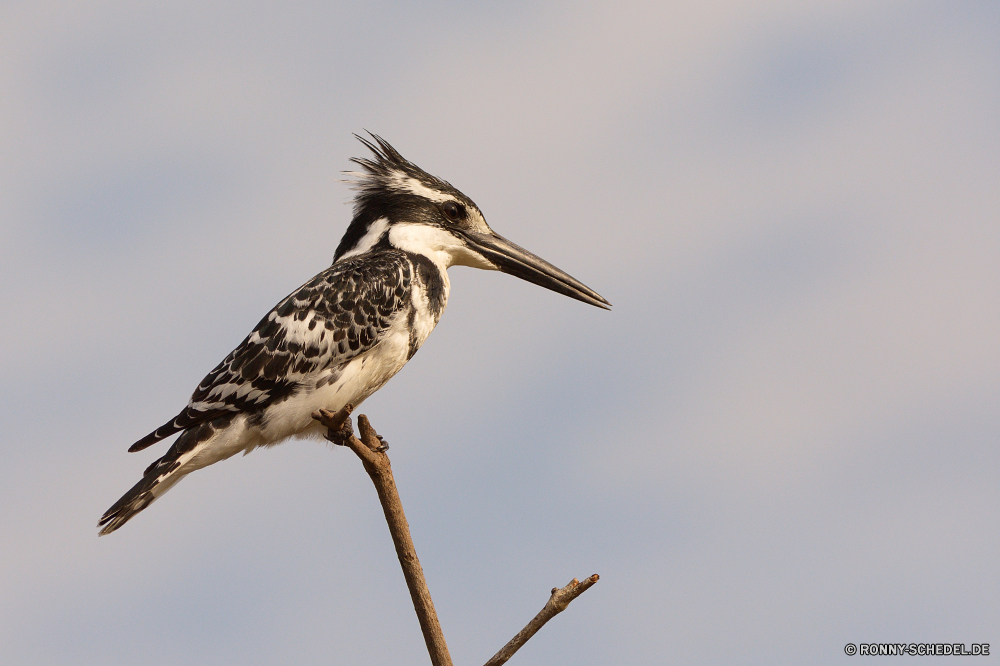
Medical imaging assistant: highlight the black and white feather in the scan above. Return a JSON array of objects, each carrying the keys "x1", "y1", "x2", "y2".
[
  {"x1": 99, "y1": 133, "x2": 609, "y2": 536},
  {"x1": 128, "y1": 252, "x2": 416, "y2": 454}
]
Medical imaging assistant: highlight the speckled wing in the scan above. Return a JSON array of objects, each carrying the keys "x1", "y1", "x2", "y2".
[{"x1": 128, "y1": 251, "x2": 412, "y2": 452}]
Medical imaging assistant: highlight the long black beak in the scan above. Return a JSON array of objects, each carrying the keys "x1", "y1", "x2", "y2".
[{"x1": 458, "y1": 230, "x2": 611, "y2": 309}]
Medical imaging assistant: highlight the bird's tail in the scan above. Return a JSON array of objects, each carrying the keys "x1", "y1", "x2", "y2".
[
  {"x1": 98, "y1": 452, "x2": 189, "y2": 536},
  {"x1": 100, "y1": 414, "x2": 242, "y2": 535},
  {"x1": 97, "y1": 426, "x2": 210, "y2": 536}
]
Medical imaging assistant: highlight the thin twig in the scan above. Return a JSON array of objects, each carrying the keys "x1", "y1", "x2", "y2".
[
  {"x1": 314, "y1": 406, "x2": 599, "y2": 666},
  {"x1": 313, "y1": 406, "x2": 453, "y2": 666},
  {"x1": 483, "y1": 575, "x2": 600, "y2": 666}
]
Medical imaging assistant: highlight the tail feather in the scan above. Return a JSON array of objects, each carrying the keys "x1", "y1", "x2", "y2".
[
  {"x1": 100, "y1": 413, "x2": 240, "y2": 535},
  {"x1": 98, "y1": 454, "x2": 186, "y2": 536},
  {"x1": 128, "y1": 406, "x2": 231, "y2": 452}
]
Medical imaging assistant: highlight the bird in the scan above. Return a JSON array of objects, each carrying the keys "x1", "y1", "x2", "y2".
[{"x1": 98, "y1": 133, "x2": 610, "y2": 535}]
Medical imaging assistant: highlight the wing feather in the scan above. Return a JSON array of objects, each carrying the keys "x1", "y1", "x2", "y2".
[{"x1": 129, "y1": 251, "x2": 412, "y2": 452}]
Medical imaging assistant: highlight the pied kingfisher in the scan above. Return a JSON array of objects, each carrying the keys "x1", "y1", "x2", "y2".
[{"x1": 99, "y1": 133, "x2": 610, "y2": 535}]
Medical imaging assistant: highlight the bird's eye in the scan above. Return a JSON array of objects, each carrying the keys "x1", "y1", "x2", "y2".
[{"x1": 440, "y1": 200, "x2": 464, "y2": 222}]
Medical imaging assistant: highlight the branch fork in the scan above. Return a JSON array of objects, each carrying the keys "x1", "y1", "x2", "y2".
[{"x1": 312, "y1": 405, "x2": 598, "y2": 666}]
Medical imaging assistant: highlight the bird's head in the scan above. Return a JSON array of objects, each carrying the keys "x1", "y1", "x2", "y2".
[{"x1": 334, "y1": 133, "x2": 610, "y2": 310}]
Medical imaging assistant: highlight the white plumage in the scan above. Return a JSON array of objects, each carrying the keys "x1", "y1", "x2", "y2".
[{"x1": 99, "y1": 133, "x2": 609, "y2": 535}]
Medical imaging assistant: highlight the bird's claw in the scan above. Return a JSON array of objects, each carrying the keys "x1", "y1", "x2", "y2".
[
  {"x1": 374, "y1": 434, "x2": 389, "y2": 453},
  {"x1": 323, "y1": 417, "x2": 355, "y2": 447}
]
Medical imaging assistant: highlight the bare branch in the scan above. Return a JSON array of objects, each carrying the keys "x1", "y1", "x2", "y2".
[
  {"x1": 483, "y1": 575, "x2": 600, "y2": 666},
  {"x1": 313, "y1": 408, "x2": 598, "y2": 666},
  {"x1": 313, "y1": 408, "x2": 453, "y2": 666},
  {"x1": 314, "y1": 403, "x2": 354, "y2": 433}
]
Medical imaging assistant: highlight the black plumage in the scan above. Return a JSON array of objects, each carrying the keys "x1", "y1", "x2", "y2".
[
  {"x1": 128, "y1": 251, "x2": 415, "y2": 453},
  {"x1": 99, "y1": 132, "x2": 608, "y2": 536}
]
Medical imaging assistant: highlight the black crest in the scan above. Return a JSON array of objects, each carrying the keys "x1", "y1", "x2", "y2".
[{"x1": 333, "y1": 133, "x2": 476, "y2": 261}]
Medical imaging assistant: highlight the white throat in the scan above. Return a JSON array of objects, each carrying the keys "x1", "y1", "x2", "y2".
[{"x1": 388, "y1": 223, "x2": 495, "y2": 272}]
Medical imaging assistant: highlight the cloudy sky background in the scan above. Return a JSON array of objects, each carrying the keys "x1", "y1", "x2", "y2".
[{"x1": 1, "y1": 1, "x2": 997, "y2": 664}]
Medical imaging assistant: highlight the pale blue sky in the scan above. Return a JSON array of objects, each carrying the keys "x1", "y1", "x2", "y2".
[{"x1": 1, "y1": 1, "x2": 997, "y2": 664}]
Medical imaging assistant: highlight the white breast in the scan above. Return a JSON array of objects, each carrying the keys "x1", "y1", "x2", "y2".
[
  {"x1": 254, "y1": 326, "x2": 410, "y2": 443},
  {"x1": 243, "y1": 256, "x2": 451, "y2": 450},
  {"x1": 182, "y1": 323, "x2": 416, "y2": 469}
]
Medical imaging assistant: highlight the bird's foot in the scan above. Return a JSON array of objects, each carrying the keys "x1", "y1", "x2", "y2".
[
  {"x1": 374, "y1": 434, "x2": 389, "y2": 453},
  {"x1": 323, "y1": 418, "x2": 355, "y2": 447},
  {"x1": 313, "y1": 405, "x2": 356, "y2": 446}
]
